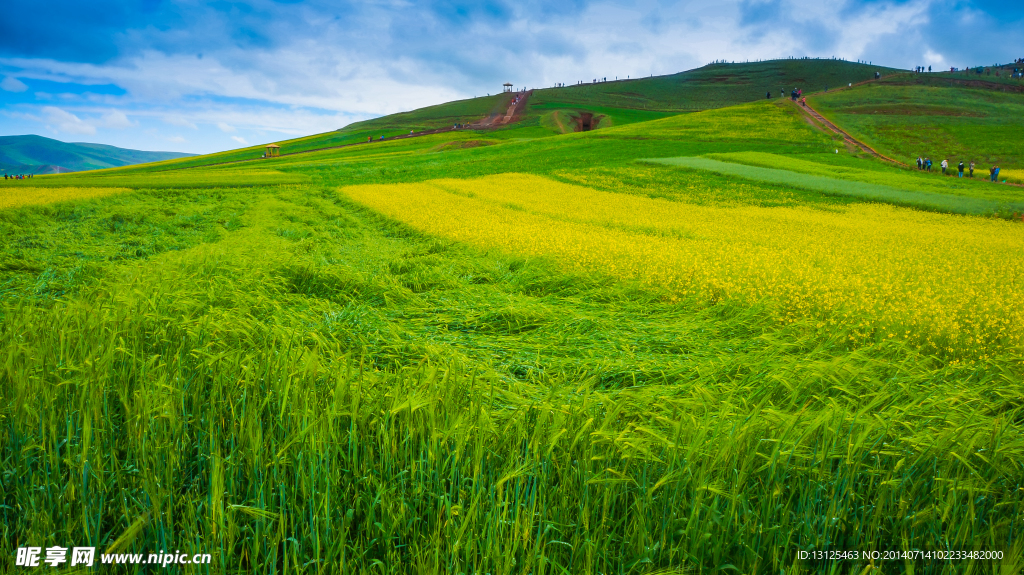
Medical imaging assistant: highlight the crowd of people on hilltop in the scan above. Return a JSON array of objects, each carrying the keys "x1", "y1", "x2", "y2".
[
  {"x1": 767, "y1": 73, "x2": 882, "y2": 102},
  {"x1": 914, "y1": 64, "x2": 1016, "y2": 76},
  {"x1": 4, "y1": 173, "x2": 33, "y2": 180},
  {"x1": 916, "y1": 157, "x2": 1005, "y2": 182}
]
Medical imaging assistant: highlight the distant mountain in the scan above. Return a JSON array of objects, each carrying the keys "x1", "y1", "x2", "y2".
[{"x1": 0, "y1": 135, "x2": 195, "y2": 174}]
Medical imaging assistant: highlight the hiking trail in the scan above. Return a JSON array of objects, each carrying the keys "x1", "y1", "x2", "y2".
[{"x1": 794, "y1": 99, "x2": 908, "y2": 168}]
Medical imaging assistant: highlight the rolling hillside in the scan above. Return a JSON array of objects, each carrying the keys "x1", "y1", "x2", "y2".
[
  {"x1": 0, "y1": 135, "x2": 194, "y2": 174},
  {"x1": 810, "y1": 80, "x2": 1024, "y2": 167},
  {"x1": 122, "y1": 58, "x2": 905, "y2": 171}
]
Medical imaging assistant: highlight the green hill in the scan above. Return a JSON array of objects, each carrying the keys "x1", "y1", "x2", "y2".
[
  {"x1": 128, "y1": 58, "x2": 904, "y2": 171},
  {"x1": 0, "y1": 135, "x2": 194, "y2": 174},
  {"x1": 529, "y1": 58, "x2": 898, "y2": 111},
  {"x1": 810, "y1": 79, "x2": 1024, "y2": 167}
]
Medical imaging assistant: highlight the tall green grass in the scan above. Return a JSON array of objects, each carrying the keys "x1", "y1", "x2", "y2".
[{"x1": 2, "y1": 186, "x2": 1022, "y2": 574}]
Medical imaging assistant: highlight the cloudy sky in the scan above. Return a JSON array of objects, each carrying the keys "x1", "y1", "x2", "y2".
[{"x1": 1, "y1": 0, "x2": 1019, "y2": 154}]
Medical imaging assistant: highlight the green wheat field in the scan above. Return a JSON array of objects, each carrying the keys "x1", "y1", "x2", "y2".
[{"x1": 2, "y1": 60, "x2": 1024, "y2": 574}]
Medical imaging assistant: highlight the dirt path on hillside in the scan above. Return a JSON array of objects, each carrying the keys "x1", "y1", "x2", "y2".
[
  {"x1": 469, "y1": 90, "x2": 533, "y2": 128},
  {"x1": 794, "y1": 99, "x2": 908, "y2": 167}
]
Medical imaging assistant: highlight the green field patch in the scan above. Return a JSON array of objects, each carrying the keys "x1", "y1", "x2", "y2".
[
  {"x1": 21, "y1": 168, "x2": 307, "y2": 189},
  {"x1": 644, "y1": 155, "x2": 1024, "y2": 216},
  {"x1": 706, "y1": 151, "x2": 1024, "y2": 202},
  {"x1": 838, "y1": 103, "x2": 986, "y2": 116},
  {"x1": 427, "y1": 139, "x2": 497, "y2": 153}
]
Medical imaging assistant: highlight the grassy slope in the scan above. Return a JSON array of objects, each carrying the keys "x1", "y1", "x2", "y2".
[
  {"x1": 0, "y1": 135, "x2": 194, "y2": 174},
  {"x1": 3, "y1": 67, "x2": 1023, "y2": 574},
  {"x1": 810, "y1": 81, "x2": 1024, "y2": 167},
  {"x1": 107, "y1": 59, "x2": 902, "y2": 174},
  {"x1": 528, "y1": 58, "x2": 899, "y2": 112},
  {"x1": 703, "y1": 151, "x2": 1024, "y2": 204}
]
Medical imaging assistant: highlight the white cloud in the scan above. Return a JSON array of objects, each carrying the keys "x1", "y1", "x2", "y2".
[
  {"x1": 923, "y1": 49, "x2": 946, "y2": 67},
  {"x1": 1, "y1": 76, "x2": 28, "y2": 92},
  {"x1": 165, "y1": 116, "x2": 198, "y2": 129},
  {"x1": 100, "y1": 110, "x2": 135, "y2": 129},
  {"x1": 0, "y1": 1, "x2": 939, "y2": 127},
  {"x1": 231, "y1": 135, "x2": 249, "y2": 146},
  {"x1": 167, "y1": 135, "x2": 187, "y2": 143},
  {"x1": 41, "y1": 106, "x2": 96, "y2": 135}
]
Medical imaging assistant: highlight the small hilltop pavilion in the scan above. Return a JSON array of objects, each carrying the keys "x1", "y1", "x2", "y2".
[
  {"x1": 503, "y1": 83, "x2": 513, "y2": 93},
  {"x1": 264, "y1": 144, "x2": 280, "y2": 158}
]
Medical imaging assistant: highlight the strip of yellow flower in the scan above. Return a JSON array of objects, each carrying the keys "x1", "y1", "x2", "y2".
[
  {"x1": 998, "y1": 169, "x2": 1024, "y2": 185},
  {"x1": 0, "y1": 186, "x2": 132, "y2": 210},
  {"x1": 343, "y1": 173, "x2": 1024, "y2": 359}
]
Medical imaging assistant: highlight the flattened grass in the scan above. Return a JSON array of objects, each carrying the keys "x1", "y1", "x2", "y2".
[{"x1": 3, "y1": 185, "x2": 1022, "y2": 574}]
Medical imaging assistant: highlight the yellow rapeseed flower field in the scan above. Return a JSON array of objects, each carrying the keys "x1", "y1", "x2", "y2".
[
  {"x1": 344, "y1": 173, "x2": 1024, "y2": 360},
  {"x1": 998, "y1": 169, "x2": 1024, "y2": 185},
  {"x1": 0, "y1": 186, "x2": 131, "y2": 210}
]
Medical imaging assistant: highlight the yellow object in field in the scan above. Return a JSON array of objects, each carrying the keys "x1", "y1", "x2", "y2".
[
  {"x1": 0, "y1": 186, "x2": 131, "y2": 210},
  {"x1": 343, "y1": 173, "x2": 1024, "y2": 360}
]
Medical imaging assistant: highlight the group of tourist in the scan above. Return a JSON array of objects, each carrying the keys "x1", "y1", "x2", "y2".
[
  {"x1": 764, "y1": 87, "x2": 810, "y2": 103},
  {"x1": 4, "y1": 173, "x2": 33, "y2": 180},
  {"x1": 916, "y1": 157, "x2": 1003, "y2": 181}
]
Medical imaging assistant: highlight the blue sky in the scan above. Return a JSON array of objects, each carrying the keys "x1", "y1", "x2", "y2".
[{"x1": 1, "y1": 0, "x2": 1020, "y2": 154}]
